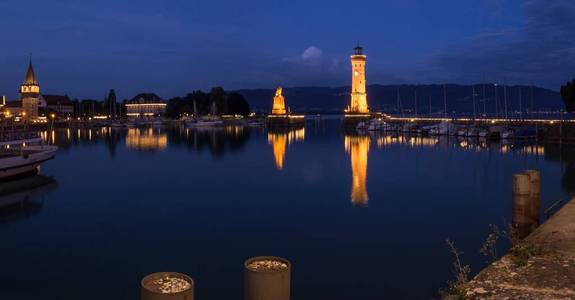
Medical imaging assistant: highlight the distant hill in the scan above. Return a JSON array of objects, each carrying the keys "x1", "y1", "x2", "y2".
[{"x1": 236, "y1": 84, "x2": 563, "y2": 115}]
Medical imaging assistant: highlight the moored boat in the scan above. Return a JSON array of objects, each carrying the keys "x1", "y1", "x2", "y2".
[{"x1": 0, "y1": 142, "x2": 57, "y2": 180}]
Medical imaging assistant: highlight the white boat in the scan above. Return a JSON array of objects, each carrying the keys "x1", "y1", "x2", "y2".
[
  {"x1": 478, "y1": 130, "x2": 489, "y2": 138},
  {"x1": 501, "y1": 130, "x2": 514, "y2": 139},
  {"x1": 246, "y1": 119, "x2": 265, "y2": 127},
  {"x1": 149, "y1": 120, "x2": 163, "y2": 127},
  {"x1": 186, "y1": 100, "x2": 224, "y2": 128},
  {"x1": 0, "y1": 144, "x2": 58, "y2": 180},
  {"x1": 436, "y1": 121, "x2": 457, "y2": 136},
  {"x1": 194, "y1": 119, "x2": 224, "y2": 127},
  {"x1": 402, "y1": 123, "x2": 418, "y2": 134},
  {"x1": 466, "y1": 128, "x2": 479, "y2": 137},
  {"x1": 356, "y1": 121, "x2": 368, "y2": 131},
  {"x1": 367, "y1": 119, "x2": 391, "y2": 131},
  {"x1": 186, "y1": 117, "x2": 224, "y2": 128}
]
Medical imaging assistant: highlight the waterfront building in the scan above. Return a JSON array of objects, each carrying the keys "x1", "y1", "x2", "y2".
[
  {"x1": 345, "y1": 135, "x2": 370, "y2": 207},
  {"x1": 3, "y1": 101, "x2": 22, "y2": 117},
  {"x1": 40, "y1": 95, "x2": 74, "y2": 117},
  {"x1": 346, "y1": 44, "x2": 369, "y2": 114},
  {"x1": 126, "y1": 93, "x2": 166, "y2": 118},
  {"x1": 20, "y1": 61, "x2": 41, "y2": 119}
]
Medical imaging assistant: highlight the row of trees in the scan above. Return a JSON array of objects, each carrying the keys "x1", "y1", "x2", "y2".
[
  {"x1": 71, "y1": 87, "x2": 251, "y2": 119},
  {"x1": 165, "y1": 87, "x2": 250, "y2": 118},
  {"x1": 561, "y1": 79, "x2": 575, "y2": 113}
]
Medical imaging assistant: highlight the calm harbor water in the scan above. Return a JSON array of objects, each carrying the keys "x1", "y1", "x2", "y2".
[{"x1": 1, "y1": 117, "x2": 573, "y2": 299}]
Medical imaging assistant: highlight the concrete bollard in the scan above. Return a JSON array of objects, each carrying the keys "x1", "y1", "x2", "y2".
[
  {"x1": 512, "y1": 173, "x2": 535, "y2": 239},
  {"x1": 523, "y1": 169, "x2": 541, "y2": 228},
  {"x1": 244, "y1": 256, "x2": 291, "y2": 300},
  {"x1": 141, "y1": 272, "x2": 194, "y2": 300}
]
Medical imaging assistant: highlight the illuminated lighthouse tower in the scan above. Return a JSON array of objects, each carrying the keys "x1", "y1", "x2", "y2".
[{"x1": 347, "y1": 43, "x2": 369, "y2": 114}]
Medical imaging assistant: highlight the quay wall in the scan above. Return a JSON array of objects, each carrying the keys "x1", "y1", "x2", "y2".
[{"x1": 463, "y1": 197, "x2": 575, "y2": 299}]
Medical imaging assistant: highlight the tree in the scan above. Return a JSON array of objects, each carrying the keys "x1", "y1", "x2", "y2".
[
  {"x1": 209, "y1": 87, "x2": 226, "y2": 114},
  {"x1": 164, "y1": 88, "x2": 252, "y2": 119},
  {"x1": 226, "y1": 92, "x2": 251, "y2": 116},
  {"x1": 105, "y1": 89, "x2": 117, "y2": 118},
  {"x1": 560, "y1": 79, "x2": 575, "y2": 113}
]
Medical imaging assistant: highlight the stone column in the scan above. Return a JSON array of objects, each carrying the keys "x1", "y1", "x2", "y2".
[
  {"x1": 244, "y1": 256, "x2": 291, "y2": 300},
  {"x1": 512, "y1": 173, "x2": 533, "y2": 239},
  {"x1": 141, "y1": 272, "x2": 194, "y2": 300}
]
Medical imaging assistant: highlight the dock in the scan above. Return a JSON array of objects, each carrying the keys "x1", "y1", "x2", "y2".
[{"x1": 463, "y1": 198, "x2": 575, "y2": 299}]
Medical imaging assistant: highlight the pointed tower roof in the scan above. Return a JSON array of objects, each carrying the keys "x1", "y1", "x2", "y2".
[{"x1": 23, "y1": 60, "x2": 38, "y2": 85}]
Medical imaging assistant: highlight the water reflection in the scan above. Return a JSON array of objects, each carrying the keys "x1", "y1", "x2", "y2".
[
  {"x1": 543, "y1": 143, "x2": 575, "y2": 194},
  {"x1": 174, "y1": 125, "x2": 251, "y2": 157},
  {"x1": 372, "y1": 134, "x2": 549, "y2": 157},
  {"x1": 0, "y1": 175, "x2": 58, "y2": 225},
  {"x1": 267, "y1": 127, "x2": 305, "y2": 170},
  {"x1": 344, "y1": 134, "x2": 370, "y2": 207},
  {"x1": 374, "y1": 134, "x2": 438, "y2": 149},
  {"x1": 125, "y1": 128, "x2": 168, "y2": 151}
]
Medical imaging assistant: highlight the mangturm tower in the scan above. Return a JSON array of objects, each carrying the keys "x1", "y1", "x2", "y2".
[
  {"x1": 20, "y1": 61, "x2": 40, "y2": 119},
  {"x1": 346, "y1": 43, "x2": 369, "y2": 114}
]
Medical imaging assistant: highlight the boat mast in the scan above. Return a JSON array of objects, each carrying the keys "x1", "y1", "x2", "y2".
[
  {"x1": 211, "y1": 101, "x2": 217, "y2": 116},
  {"x1": 494, "y1": 83, "x2": 498, "y2": 118},
  {"x1": 530, "y1": 85, "x2": 534, "y2": 119},
  {"x1": 472, "y1": 85, "x2": 476, "y2": 120},
  {"x1": 443, "y1": 84, "x2": 447, "y2": 119},
  {"x1": 414, "y1": 89, "x2": 418, "y2": 117},
  {"x1": 503, "y1": 80, "x2": 508, "y2": 119},
  {"x1": 518, "y1": 86, "x2": 522, "y2": 121},
  {"x1": 397, "y1": 88, "x2": 402, "y2": 117},
  {"x1": 482, "y1": 80, "x2": 486, "y2": 116}
]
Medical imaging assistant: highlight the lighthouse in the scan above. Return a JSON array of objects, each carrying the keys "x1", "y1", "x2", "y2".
[{"x1": 347, "y1": 43, "x2": 369, "y2": 114}]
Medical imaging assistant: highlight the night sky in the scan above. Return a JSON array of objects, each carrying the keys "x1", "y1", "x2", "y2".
[{"x1": 0, "y1": 0, "x2": 573, "y2": 100}]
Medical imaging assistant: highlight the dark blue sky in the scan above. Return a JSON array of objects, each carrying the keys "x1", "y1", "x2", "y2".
[{"x1": 0, "y1": 0, "x2": 573, "y2": 100}]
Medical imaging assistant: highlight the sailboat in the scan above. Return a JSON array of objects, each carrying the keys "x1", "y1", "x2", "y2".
[{"x1": 186, "y1": 101, "x2": 224, "y2": 128}]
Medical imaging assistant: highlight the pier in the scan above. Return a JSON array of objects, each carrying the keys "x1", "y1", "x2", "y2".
[
  {"x1": 463, "y1": 197, "x2": 575, "y2": 299},
  {"x1": 385, "y1": 115, "x2": 574, "y2": 126}
]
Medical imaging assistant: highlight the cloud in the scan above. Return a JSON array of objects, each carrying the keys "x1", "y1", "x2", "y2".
[
  {"x1": 274, "y1": 46, "x2": 346, "y2": 86},
  {"x1": 431, "y1": 0, "x2": 575, "y2": 90},
  {"x1": 300, "y1": 46, "x2": 323, "y2": 62}
]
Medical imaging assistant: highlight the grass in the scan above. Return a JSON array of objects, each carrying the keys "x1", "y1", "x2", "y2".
[
  {"x1": 441, "y1": 239, "x2": 471, "y2": 300},
  {"x1": 441, "y1": 224, "x2": 543, "y2": 299},
  {"x1": 479, "y1": 224, "x2": 541, "y2": 267}
]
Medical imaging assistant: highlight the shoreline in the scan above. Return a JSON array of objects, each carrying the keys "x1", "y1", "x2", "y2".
[{"x1": 464, "y1": 197, "x2": 575, "y2": 299}]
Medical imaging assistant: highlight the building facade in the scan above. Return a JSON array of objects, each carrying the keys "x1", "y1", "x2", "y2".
[
  {"x1": 40, "y1": 94, "x2": 74, "y2": 116},
  {"x1": 20, "y1": 61, "x2": 41, "y2": 119},
  {"x1": 126, "y1": 93, "x2": 166, "y2": 118},
  {"x1": 347, "y1": 44, "x2": 369, "y2": 114}
]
